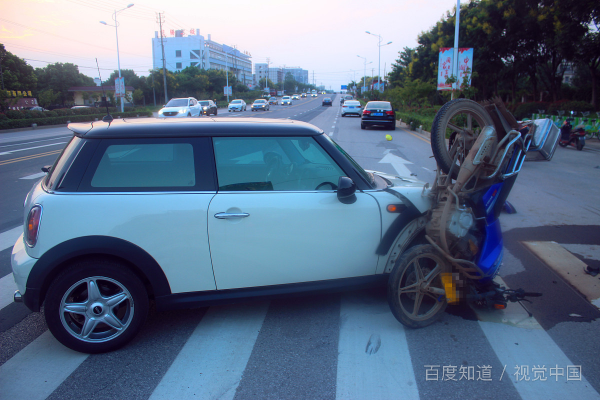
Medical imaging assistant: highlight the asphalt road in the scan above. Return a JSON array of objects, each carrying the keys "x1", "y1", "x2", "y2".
[{"x1": 0, "y1": 95, "x2": 599, "y2": 400}]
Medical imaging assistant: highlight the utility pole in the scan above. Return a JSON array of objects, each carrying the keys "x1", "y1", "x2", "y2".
[
  {"x1": 151, "y1": 71, "x2": 156, "y2": 106},
  {"x1": 157, "y1": 12, "x2": 168, "y2": 103}
]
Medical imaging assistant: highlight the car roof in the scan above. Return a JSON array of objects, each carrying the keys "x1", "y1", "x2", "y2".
[{"x1": 68, "y1": 118, "x2": 324, "y2": 139}]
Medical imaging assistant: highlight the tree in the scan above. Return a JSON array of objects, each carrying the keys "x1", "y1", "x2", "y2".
[
  {"x1": 0, "y1": 44, "x2": 37, "y2": 92},
  {"x1": 35, "y1": 63, "x2": 94, "y2": 105},
  {"x1": 258, "y1": 78, "x2": 275, "y2": 89},
  {"x1": 103, "y1": 69, "x2": 142, "y2": 90}
]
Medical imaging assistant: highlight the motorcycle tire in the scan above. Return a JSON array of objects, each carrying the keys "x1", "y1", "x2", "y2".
[
  {"x1": 430, "y1": 99, "x2": 494, "y2": 179},
  {"x1": 387, "y1": 244, "x2": 449, "y2": 329},
  {"x1": 558, "y1": 141, "x2": 568, "y2": 148},
  {"x1": 577, "y1": 138, "x2": 584, "y2": 151}
]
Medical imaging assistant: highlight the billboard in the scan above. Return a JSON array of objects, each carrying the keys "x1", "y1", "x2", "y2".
[
  {"x1": 437, "y1": 48, "x2": 473, "y2": 91},
  {"x1": 223, "y1": 86, "x2": 232, "y2": 95},
  {"x1": 115, "y1": 77, "x2": 125, "y2": 98},
  {"x1": 341, "y1": 85, "x2": 347, "y2": 90}
]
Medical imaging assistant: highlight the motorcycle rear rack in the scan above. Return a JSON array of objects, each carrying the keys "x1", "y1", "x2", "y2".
[{"x1": 482, "y1": 129, "x2": 533, "y2": 180}]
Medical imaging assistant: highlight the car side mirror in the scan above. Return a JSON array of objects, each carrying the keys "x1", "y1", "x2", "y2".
[
  {"x1": 41, "y1": 165, "x2": 52, "y2": 173},
  {"x1": 337, "y1": 176, "x2": 356, "y2": 204}
]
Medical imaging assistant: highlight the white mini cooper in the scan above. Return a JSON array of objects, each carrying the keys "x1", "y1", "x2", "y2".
[{"x1": 12, "y1": 117, "x2": 430, "y2": 353}]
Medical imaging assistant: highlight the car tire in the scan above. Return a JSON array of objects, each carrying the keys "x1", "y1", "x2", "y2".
[
  {"x1": 229, "y1": 109, "x2": 231, "y2": 112},
  {"x1": 214, "y1": 109, "x2": 218, "y2": 116},
  {"x1": 44, "y1": 258, "x2": 149, "y2": 353},
  {"x1": 361, "y1": 124, "x2": 365, "y2": 130},
  {"x1": 188, "y1": 113, "x2": 191, "y2": 117},
  {"x1": 388, "y1": 124, "x2": 396, "y2": 131}
]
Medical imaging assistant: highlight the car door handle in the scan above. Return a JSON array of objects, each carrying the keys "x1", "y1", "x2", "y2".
[{"x1": 214, "y1": 212, "x2": 250, "y2": 219}]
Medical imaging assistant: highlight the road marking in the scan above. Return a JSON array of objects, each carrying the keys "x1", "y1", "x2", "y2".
[
  {"x1": 336, "y1": 292, "x2": 419, "y2": 400},
  {"x1": 20, "y1": 172, "x2": 46, "y2": 180},
  {"x1": 422, "y1": 167, "x2": 431, "y2": 171},
  {"x1": 0, "y1": 331, "x2": 89, "y2": 399},
  {"x1": 150, "y1": 302, "x2": 269, "y2": 400},
  {"x1": 0, "y1": 142, "x2": 67, "y2": 156},
  {"x1": 0, "y1": 226, "x2": 22, "y2": 252},
  {"x1": 0, "y1": 273, "x2": 18, "y2": 310},
  {"x1": 0, "y1": 137, "x2": 71, "y2": 150},
  {"x1": 522, "y1": 241, "x2": 600, "y2": 307},
  {"x1": 0, "y1": 149, "x2": 62, "y2": 166},
  {"x1": 479, "y1": 320, "x2": 599, "y2": 399},
  {"x1": 329, "y1": 132, "x2": 334, "y2": 137},
  {"x1": 379, "y1": 152, "x2": 413, "y2": 177}
]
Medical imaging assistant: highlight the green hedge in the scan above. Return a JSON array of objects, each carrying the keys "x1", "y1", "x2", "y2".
[
  {"x1": 397, "y1": 112, "x2": 434, "y2": 132},
  {"x1": 0, "y1": 111, "x2": 152, "y2": 130}
]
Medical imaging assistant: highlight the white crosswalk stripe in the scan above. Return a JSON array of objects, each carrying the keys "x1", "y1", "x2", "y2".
[
  {"x1": 149, "y1": 302, "x2": 269, "y2": 400},
  {"x1": 0, "y1": 332, "x2": 89, "y2": 400}
]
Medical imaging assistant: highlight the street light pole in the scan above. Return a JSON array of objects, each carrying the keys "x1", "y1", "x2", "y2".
[
  {"x1": 100, "y1": 3, "x2": 134, "y2": 113},
  {"x1": 366, "y1": 31, "x2": 392, "y2": 92},
  {"x1": 357, "y1": 55, "x2": 372, "y2": 95}
]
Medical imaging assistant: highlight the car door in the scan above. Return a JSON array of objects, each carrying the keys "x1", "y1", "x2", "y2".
[{"x1": 208, "y1": 136, "x2": 381, "y2": 290}]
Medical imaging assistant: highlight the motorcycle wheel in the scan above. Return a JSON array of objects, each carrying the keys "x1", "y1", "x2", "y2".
[
  {"x1": 387, "y1": 244, "x2": 449, "y2": 329},
  {"x1": 430, "y1": 99, "x2": 494, "y2": 179},
  {"x1": 577, "y1": 138, "x2": 584, "y2": 151},
  {"x1": 558, "y1": 140, "x2": 568, "y2": 147}
]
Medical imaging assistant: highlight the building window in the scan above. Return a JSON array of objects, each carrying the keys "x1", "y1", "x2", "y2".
[
  {"x1": 176, "y1": 50, "x2": 182, "y2": 57},
  {"x1": 176, "y1": 62, "x2": 182, "y2": 69}
]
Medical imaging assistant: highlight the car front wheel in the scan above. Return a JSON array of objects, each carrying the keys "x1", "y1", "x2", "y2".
[{"x1": 44, "y1": 258, "x2": 149, "y2": 353}]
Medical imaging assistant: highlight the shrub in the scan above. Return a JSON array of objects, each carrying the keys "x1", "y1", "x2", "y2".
[
  {"x1": 0, "y1": 113, "x2": 7, "y2": 121},
  {"x1": 53, "y1": 108, "x2": 73, "y2": 117},
  {"x1": 0, "y1": 111, "x2": 152, "y2": 130},
  {"x1": 6, "y1": 110, "x2": 25, "y2": 119},
  {"x1": 513, "y1": 102, "x2": 550, "y2": 120}
]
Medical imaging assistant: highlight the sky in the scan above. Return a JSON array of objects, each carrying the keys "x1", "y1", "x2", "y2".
[{"x1": 0, "y1": 0, "x2": 466, "y2": 90}]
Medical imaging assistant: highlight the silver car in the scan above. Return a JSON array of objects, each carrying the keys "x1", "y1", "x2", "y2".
[
  {"x1": 158, "y1": 98, "x2": 201, "y2": 117},
  {"x1": 228, "y1": 99, "x2": 247, "y2": 112}
]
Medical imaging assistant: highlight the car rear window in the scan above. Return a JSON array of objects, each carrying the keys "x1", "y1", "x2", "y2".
[
  {"x1": 199, "y1": 101, "x2": 209, "y2": 106},
  {"x1": 366, "y1": 102, "x2": 392, "y2": 110},
  {"x1": 44, "y1": 136, "x2": 85, "y2": 191}
]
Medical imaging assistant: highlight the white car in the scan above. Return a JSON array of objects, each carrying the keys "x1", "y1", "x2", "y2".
[
  {"x1": 158, "y1": 98, "x2": 201, "y2": 117},
  {"x1": 228, "y1": 99, "x2": 247, "y2": 112},
  {"x1": 341, "y1": 100, "x2": 362, "y2": 117},
  {"x1": 11, "y1": 117, "x2": 430, "y2": 353},
  {"x1": 281, "y1": 96, "x2": 292, "y2": 105}
]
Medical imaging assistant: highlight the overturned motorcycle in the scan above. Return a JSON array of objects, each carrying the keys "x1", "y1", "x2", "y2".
[{"x1": 387, "y1": 98, "x2": 559, "y2": 328}]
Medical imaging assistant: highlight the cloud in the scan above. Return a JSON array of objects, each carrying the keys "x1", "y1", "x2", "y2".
[{"x1": 0, "y1": 25, "x2": 34, "y2": 40}]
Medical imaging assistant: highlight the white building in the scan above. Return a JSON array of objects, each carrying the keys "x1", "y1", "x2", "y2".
[
  {"x1": 254, "y1": 64, "x2": 309, "y2": 88},
  {"x1": 152, "y1": 30, "x2": 252, "y2": 86}
]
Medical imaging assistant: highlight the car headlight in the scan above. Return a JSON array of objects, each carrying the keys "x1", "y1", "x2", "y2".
[
  {"x1": 178, "y1": 108, "x2": 186, "y2": 114},
  {"x1": 203, "y1": 106, "x2": 208, "y2": 110},
  {"x1": 158, "y1": 109, "x2": 164, "y2": 115}
]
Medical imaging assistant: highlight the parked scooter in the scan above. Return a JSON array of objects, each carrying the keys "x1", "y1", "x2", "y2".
[{"x1": 558, "y1": 119, "x2": 586, "y2": 150}]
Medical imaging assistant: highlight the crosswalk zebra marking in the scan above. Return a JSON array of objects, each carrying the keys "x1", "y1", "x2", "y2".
[
  {"x1": 149, "y1": 302, "x2": 269, "y2": 400},
  {"x1": 336, "y1": 292, "x2": 419, "y2": 400},
  {"x1": 0, "y1": 331, "x2": 88, "y2": 400}
]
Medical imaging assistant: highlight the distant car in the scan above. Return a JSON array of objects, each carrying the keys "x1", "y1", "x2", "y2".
[
  {"x1": 158, "y1": 98, "x2": 201, "y2": 117},
  {"x1": 24, "y1": 106, "x2": 47, "y2": 111},
  {"x1": 341, "y1": 94, "x2": 353, "y2": 105},
  {"x1": 199, "y1": 100, "x2": 217, "y2": 116},
  {"x1": 322, "y1": 91, "x2": 326, "y2": 95},
  {"x1": 281, "y1": 96, "x2": 292, "y2": 106},
  {"x1": 228, "y1": 99, "x2": 247, "y2": 112},
  {"x1": 322, "y1": 97, "x2": 332, "y2": 106},
  {"x1": 71, "y1": 106, "x2": 92, "y2": 110},
  {"x1": 341, "y1": 100, "x2": 362, "y2": 117},
  {"x1": 301, "y1": 93, "x2": 307, "y2": 98},
  {"x1": 268, "y1": 97, "x2": 278, "y2": 105},
  {"x1": 292, "y1": 94, "x2": 300, "y2": 100},
  {"x1": 361, "y1": 101, "x2": 396, "y2": 130},
  {"x1": 311, "y1": 93, "x2": 317, "y2": 97},
  {"x1": 251, "y1": 99, "x2": 270, "y2": 111}
]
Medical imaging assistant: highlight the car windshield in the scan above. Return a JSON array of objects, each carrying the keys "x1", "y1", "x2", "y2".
[
  {"x1": 345, "y1": 101, "x2": 360, "y2": 106},
  {"x1": 283, "y1": 96, "x2": 290, "y2": 99},
  {"x1": 199, "y1": 101, "x2": 209, "y2": 106},
  {"x1": 231, "y1": 100, "x2": 241, "y2": 104},
  {"x1": 165, "y1": 99, "x2": 188, "y2": 107},
  {"x1": 324, "y1": 98, "x2": 331, "y2": 101},
  {"x1": 254, "y1": 100, "x2": 266, "y2": 104},
  {"x1": 323, "y1": 135, "x2": 374, "y2": 187},
  {"x1": 366, "y1": 101, "x2": 392, "y2": 110}
]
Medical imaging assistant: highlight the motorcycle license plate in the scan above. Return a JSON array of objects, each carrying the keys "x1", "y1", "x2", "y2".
[{"x1": 373, "y1": 112, "x2": 383, "y2": 116}]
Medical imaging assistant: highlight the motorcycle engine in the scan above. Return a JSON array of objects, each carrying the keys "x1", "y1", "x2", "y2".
[{"x1": 448, "y1": 208, "x2": 475, "y2": 240}]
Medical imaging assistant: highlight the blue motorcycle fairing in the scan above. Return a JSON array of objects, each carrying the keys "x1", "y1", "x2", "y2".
[{"x1": 476, "y1": 218, "x2": 504, "y2": 281}]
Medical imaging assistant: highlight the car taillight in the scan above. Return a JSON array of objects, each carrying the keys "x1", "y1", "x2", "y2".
[
  {"x1": 385, "y1": 111, "x2": 394, "y2": 116},
  {"x1": 363, "y1": 110, "x2": 371, "y2": 115},
  {"x1": 26, "y1": 205, "x2": 42, "y2": 247}
]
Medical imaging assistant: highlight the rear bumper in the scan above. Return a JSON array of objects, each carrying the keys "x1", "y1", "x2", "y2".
[
  {"x1": 11, "y1": 234, "x2": 40, "y2": 311},
  {"x1": 362, "y1": 118, "x2": 395, "y2": 126}
]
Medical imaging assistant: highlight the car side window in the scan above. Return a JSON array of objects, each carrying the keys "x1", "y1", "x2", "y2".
[{"x1": 213, "y1": 137, "x2": 345, "y2": 192}]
